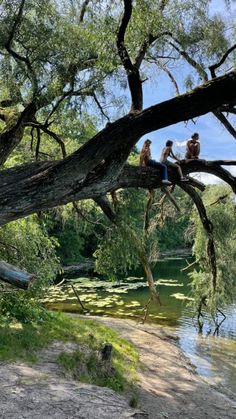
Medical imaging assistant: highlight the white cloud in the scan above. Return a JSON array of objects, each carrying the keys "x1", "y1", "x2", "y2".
[
  {"x1": 191, "y1": 173, "x2": 221, "y2": 185},
  {"x1": 175, "y1": 140, "x2": 187, "y2": 147},
  {"x1": 191, "y1": 166, "x2": 236, "y2": 186}
]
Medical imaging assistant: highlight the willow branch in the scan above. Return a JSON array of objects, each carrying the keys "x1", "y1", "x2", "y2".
[
  {"x1": 162, "y1": 65, "x2": 180, "y2": 95},
  {"x1": 95, "y1": 195, "x2": 161, "y2": 305},
  {"x1": 26, "y1": 122, "x2": 67, "y2": 158},
  {"x1": 93, "y1": 93, "x2": 110, "y2": 121},
  {"x1": 5, "y1": 1, "x2": 38, "y2": 97},
  {"x1": 168, "y1": 39, "x2": 208, "y2": 82},
  {"x1": 179, "y1": 183, "x2": 217, "y2": 290},
  {"x1": 5, "y1": 0, "x2": 25, "y2": 47},
  {"x1": 35, "y1": 127, "x2": 41, "y2": 161},
  {"x1": 144, "y1": 189, "x2": 155, "y2": 232},
  {"x1": 213, "y1": 109, "x2": 236, "y2": 140},
  {"x1": 209, "y1": 43, "x2": 236, "y2": 78}
]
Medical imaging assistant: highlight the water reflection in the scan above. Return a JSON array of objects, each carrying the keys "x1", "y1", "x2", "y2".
[{"x1": 45, "y1": 258, "x2": 236, "y2": 395}]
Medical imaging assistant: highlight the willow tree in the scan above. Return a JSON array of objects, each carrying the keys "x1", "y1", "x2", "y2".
[{"x1": 0, "y1": 0, "x2": 235, "y2": 295}]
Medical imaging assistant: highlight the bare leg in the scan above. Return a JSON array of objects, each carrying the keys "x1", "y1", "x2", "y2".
[{"x1": 171, "y1": 162, "x2": 183, "y2": 178}]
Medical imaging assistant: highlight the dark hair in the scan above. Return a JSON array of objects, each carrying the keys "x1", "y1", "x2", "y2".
[
  {"x1": 166, "y1": 140, "x2": 173, "y2": 146},
  {"x1": 144, "y1": 139, "x2": 152, "y2": 145},
  {"x1": 192, "y1": 132, "x2": 199, "y2": 139}
]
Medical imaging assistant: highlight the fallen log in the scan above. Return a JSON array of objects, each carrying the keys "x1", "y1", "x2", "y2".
[
  {"x1": 56, "y1": 260, "x2": 96, "y2": 281},
  {"x1": 0, "y1": 260, "x2": 35, "y2": 289}
]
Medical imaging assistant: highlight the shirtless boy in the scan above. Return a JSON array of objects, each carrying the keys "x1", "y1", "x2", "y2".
[
  {"x1": 160, "y1": 140, "x2": 188, "y2": 182},
  {"x1": 140, "y1": 139, "x2": 171, "y2": 185}
]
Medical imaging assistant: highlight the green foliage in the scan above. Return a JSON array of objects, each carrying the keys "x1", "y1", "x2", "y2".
[
  {"x1": 58, "y1": 348, "x2": 126, "y2": 392},
  {"x1": 0, "y1": 215, "x2": 60, "y2": 321},
  {"x1": 0, "y1": 293, "x2": 51, "y2": 323},
  {"x1": 57, "y1": 318, "x2": 138, "y2": 392},
  {"x1": 189, "y1": 185, "x2": 236, "y2": 315},
  {"x1": 94, "y1": 189, "x2": 147, "y2": 279},
  {"x1": 0, "y1": 312, "x2": 139, "y2": 395},
  {"x1": 94, "y1": 187, "x2": 194, "y2": 279},
  {"x1": 154, "y1": 188, "x2": 193, "y2": 251},
  {"x1": 0, "y1": 215, "x2": 60, "y2": 294},
  {"x1": 44, "y1": 201, "x2": 106, "y2": 264}
]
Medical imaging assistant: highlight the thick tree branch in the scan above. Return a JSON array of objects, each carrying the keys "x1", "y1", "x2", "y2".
[
  {"x1": 5, "y1": 0, "x2": 25, "y2": 47},
  {"x1": 0, "y1": 71, "x2": 235, "y2": 223},
  {"x1": 0, "y1": 159, "x2": 235, "y2": 225},
  {"x1": 0, "y1": 102, "x2": 37, "y2": 166},
  {"x1": 117, "y1": 0, "x2": 143, "y2": 111}
]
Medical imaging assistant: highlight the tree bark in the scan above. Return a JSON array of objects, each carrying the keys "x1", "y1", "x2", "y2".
[
  {"x1": 0, "y1": 71, "x2": 235, "y2": 224},
  {"x1": 0, "y1": 159, "x2": 235, "y2": 225},
  {"x1": 0, "y1": 260, "x2": 34, "y2": 289}
]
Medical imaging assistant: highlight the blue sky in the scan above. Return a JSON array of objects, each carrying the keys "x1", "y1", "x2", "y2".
[{"x1": 136, "y1": 0, "x2": 236, "y2": 183}]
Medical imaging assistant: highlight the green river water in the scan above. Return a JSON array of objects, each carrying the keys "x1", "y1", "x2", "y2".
[{"x1": 45, "y1": 258, "x2": 236, "y2": 396}]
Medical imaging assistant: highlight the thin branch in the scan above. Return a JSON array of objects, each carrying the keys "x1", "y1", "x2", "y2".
[
  {"x1": 168, "y1": 39, "x2": 208, "y2": 82},
  {"x1": 161, "y1": 65, "x2": 180, "y2": 95},
  {"x1": 161, "y1": 186, "x2": 181, "y2": 212},
  {"x1": 144, "y1": 189, "x2": 155, "y2": 232},
  {"x1": 209, "y1": 43, "x2": 236, "y2": 78},
  {"x1": 209, "y1": 193, "x2": 231, "y2": 206},
  {"x1": 213, "y1": 109, "x2": 236, "y2": 140},
  {"x1": 135, "y1": 32, "x2": 171, "y2": 69},
  {"x1": 72, "y1": 201, "x2": 105, "y2": 228},
  {"x1": 93, "y1": 93, "x2": 110, "y2": 121},
  {"x1": 26, "y1": 122, "x2": 67, "y2": 158},
  {"x1": 181, "y1": 259, "x2": 199, "y2": 272},
  {"x1": 44, "y1": 89, "x2": 73, "y2": 125},
  {"x1": 35, "y1": 127, "x2": 41, "y2": 161},
  {"x1": 165, "y1": 35, "x2": 236, "y2": 140},
  {"x1": 5, "y1": 0, "x2": 38, "y2": 96},
  {"x1": 30, "y1": 127, "x2": 34, "y2": 151}
]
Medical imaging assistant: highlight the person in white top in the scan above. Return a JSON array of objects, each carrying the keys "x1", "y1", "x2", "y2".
[{"x1": 185, "y1": 133, "x2": 200, "y2": 160}]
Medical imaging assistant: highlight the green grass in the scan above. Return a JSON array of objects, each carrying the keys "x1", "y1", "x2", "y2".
[{"x1": 0, "y1": 312, "x2": 139, "y2": 395}]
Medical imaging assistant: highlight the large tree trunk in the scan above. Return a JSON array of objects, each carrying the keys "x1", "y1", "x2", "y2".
[{"x1": 0, "y1": 71, "x2": 235, "y2": 225}]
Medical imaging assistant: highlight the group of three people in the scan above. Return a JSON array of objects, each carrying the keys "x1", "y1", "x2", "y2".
[{"x1": 140, "y1": 133, "x2": 200, "y2": 185}]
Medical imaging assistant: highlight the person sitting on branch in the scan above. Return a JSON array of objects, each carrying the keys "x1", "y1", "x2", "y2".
[
  {"x1": 140, "y1": 139, "x2": 171, "y2": 186},
  {"x1": 185, "y1": 133, "x2": 200, "y2": 160},
  {"x1": 160, "y1": 140, "x2": 189, "y2": 182}
]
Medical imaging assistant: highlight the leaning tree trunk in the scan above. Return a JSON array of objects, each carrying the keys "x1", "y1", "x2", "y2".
[{"x1": 0, "y1": 260, "x2": 34, "y2": 289}]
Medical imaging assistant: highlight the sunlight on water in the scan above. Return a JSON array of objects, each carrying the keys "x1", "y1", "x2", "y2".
[{"x1": 45, "y1": 258, "x2": 236, "y2": 395}]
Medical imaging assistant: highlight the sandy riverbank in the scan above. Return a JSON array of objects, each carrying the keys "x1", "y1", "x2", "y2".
[
  {"x1": 88, "y1": 316, "x2": 236, "y2": 419},
  {"x1": 1, "y1": 315, "x2": 236, "y2": 418}
]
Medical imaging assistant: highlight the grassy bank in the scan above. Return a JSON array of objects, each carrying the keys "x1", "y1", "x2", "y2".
[{"x1": 0, "y1": 312, "x2": 139, "y2": 396}]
